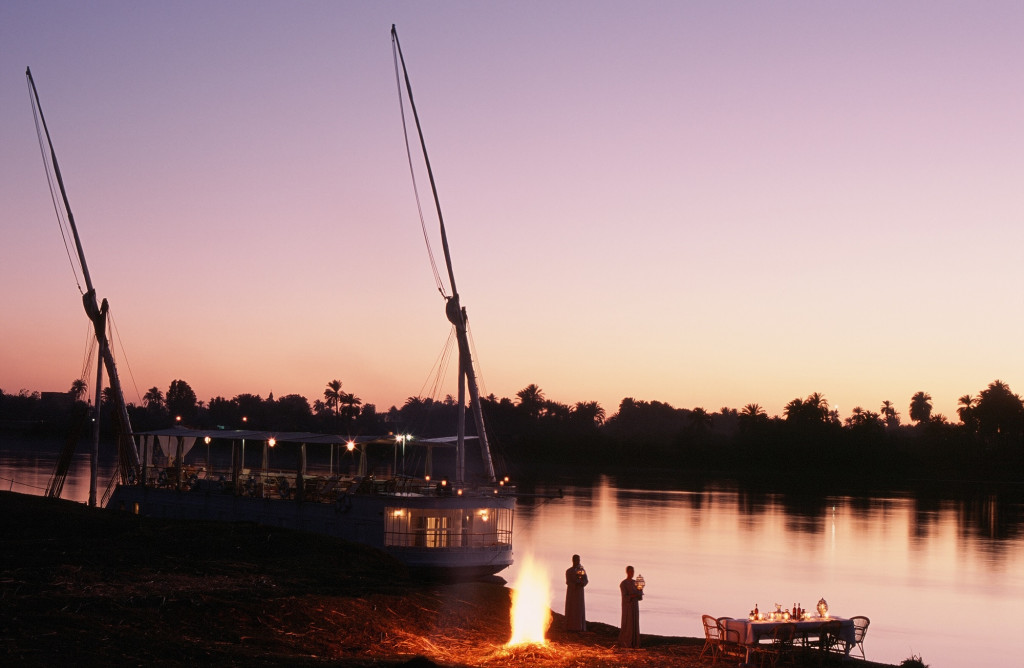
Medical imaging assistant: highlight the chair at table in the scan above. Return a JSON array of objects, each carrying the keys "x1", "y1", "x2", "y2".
[
  {"x1": 839, "y1": 616, "x2": 870, "y2": 659},
  {"x1": 700, "y1": 614, "x2": 723, "y2": 662},
  {"x1": 817, "y1": 620, "x2": 844, "y2": 655},
  {"x1": 719, "y1": 623, "x2": 749, "y2": 664},
  {"x1": 751, "y1": 623, "x2": 796, "y2": 668}
]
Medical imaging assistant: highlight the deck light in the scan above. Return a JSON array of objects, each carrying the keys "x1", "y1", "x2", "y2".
[
  {"x1": 346, "y1": 440, "x2": 355, "y2": 452},
  {"x1": 268, "y1": 438, "x2": 276, "y2": 447}
]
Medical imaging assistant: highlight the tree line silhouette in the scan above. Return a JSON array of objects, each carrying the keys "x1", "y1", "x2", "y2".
[{"x1": 2, "y1": 378, "x2": 1022, "y2": 486}]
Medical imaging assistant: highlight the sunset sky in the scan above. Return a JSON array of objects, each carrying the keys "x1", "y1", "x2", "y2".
[{"x1": 3, "y1": 1, "x2": 1023, "y2": 422}]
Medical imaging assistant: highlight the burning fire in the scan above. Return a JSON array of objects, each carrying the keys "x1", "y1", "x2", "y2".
[{"x1": 507, "y1": 555, "x2": 551, "y2": 646}]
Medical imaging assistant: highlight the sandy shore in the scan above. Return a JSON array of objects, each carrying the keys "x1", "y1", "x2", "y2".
[{"x1": 0, "y1": 491, "x2": 896, "y2": 667}]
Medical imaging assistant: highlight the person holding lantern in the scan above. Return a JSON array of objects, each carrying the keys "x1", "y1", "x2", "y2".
[
  {"x1": 564, "y1": 554, "x2": 589, "y2": 631},
  {"x1": 618, "y1": 565, "x2": 643, "y2": 648}
]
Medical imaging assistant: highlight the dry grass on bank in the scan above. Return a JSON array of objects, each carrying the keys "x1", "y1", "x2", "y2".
[{"x1": 0, "y1": 492, "x2": 894, "y2": 667}]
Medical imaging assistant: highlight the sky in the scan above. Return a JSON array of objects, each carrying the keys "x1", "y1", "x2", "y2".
[{"x1": 2, "y1": 1, "x2": 1023, "y2": 422}]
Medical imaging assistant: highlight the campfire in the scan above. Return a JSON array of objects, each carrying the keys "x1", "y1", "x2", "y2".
[{"x1": 506, "y1": 554, "x2": 551, "y2": 646}]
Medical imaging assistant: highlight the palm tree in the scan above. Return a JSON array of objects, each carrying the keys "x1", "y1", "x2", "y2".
[
  {"x1": 909, "y1": 391, "x2": 933, "y2": 425},
  {"x1": 143, "y1": 386, "x2": 164, "y2": 411},
  {"x1": 689, "y1": 407, "x2": 713, "y2": 431},
  {"x1": 806, "y1": 392, "x2": 830, "y2": 421},
  {"x1": 974, "y1": 380, "x2": 1023, "y2": 438},
  {"x1": 957, "y1": 394, "x2": 976, "y2": 428},
  {"x1": 516, "y1": 384, "x2": 545, "y2": 419},
  {"x1": 69, "y1": 379, "x2": 87, "y2": 401},
  {"x1": 783, "y1": 397, "x2": 805, "y2": 421},
  {"x1": 572, "y1": 401, "x2": 606, "y2": 426},
  {"x1": 880, "y1": 400, "x2": 900, "y2": 428},
  {"x1": 324, "y1": 379, "x2": 343, "y2": 417},
  {"x1": 340, "y1": 392, "x2": 362, "y2": 421},
  {"x1": 737, "y1": 403, "x2": 768, "y2": 432}
]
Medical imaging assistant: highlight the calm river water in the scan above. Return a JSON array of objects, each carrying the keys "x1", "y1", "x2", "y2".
[
  {"x1": 506, "y1": 476, "x2": 1024, "y2": 667},
  {"x1": 3, "y1": 438, "x2": 1022, "y2": 667}
]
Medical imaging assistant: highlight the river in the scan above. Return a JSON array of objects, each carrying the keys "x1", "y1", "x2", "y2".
[
  {"x1": 2, "y1": 437, "x2": 1021, "y2": 666},
  {"x1": 505, "y1": 475, "x2": 1023, "y2": 667}
]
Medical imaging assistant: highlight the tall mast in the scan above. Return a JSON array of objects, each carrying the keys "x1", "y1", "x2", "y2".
[
  {"x1": 26, "y1": 67, "x2": 140, "y2": 482},
  {"x1": 391, "y1": 27, "x2": 496, "y2": 483}
]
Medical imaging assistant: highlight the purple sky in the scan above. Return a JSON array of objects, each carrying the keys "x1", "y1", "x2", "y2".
[{"x1": 3, "y1": 1, "x2": 1023, "y2": 421}]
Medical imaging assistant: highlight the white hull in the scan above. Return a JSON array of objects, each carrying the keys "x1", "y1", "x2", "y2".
[{"x1": 108, "y1": 483, "x2": 514, "y2": 579}]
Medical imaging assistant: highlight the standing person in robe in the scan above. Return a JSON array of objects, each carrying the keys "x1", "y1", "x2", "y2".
[
  {"x1": 618, "y1": 565, "x2": 643, "y2": 648},
  {"x1": 564, "y1": 554, "x2": 588, "y2": 631}
]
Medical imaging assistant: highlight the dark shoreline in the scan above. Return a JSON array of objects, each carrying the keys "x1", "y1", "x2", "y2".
[{"x1": 0, "y1": 491, "x2": 899, "y2": 667}]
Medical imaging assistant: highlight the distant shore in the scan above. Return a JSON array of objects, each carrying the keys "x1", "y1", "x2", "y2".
[{"x1": 0, "y1": 491, "x2": 899, "y2": 667}]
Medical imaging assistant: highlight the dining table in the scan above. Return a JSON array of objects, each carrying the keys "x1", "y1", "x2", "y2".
[{"x1": 722, "y1": 615, "x2": 856, "y2": 661}]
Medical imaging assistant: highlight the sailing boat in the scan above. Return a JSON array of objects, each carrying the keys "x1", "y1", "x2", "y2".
[{"x1": 26, "y1": 29, "x2": 516, "y2": 579}]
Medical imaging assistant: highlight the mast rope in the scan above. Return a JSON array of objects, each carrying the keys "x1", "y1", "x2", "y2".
[
  {"x1": 465, "y1": 320, "x2": 488, "y2": 399},
  {"x1": 80, "y1": 323, "x2": 97, "y2": 402},
  {"x1": 108, "y1": 310, "x2": 142, "y2": 405},
  {"x1": 393, "y1": 36, "x2": 447, "y2": 299},
  {"x1": 416, "y1": 328, "x2": 456, "y2": 404},
  {"x1": 28, "y1": 77, "x2": 84, "y2": 295}
]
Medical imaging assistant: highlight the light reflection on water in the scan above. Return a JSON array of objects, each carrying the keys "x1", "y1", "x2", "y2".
[
  {"x1": 506, "y1": 476, "x2": 1024, "y2": 667},
  {"x1": 3, "y1": 439, "x2": 1021, "y2": 666}
]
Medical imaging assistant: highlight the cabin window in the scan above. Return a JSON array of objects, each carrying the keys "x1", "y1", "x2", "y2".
[{"x1": 384, "y1": 505, "x2": 513, "y2": 548}]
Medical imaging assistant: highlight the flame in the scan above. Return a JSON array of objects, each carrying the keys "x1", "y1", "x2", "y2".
[{"x1": 507, "y1": 554, "x2": 551, "y2": 646}]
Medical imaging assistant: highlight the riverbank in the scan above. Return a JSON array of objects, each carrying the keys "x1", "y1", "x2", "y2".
[{"x1": 0, "y1": 491, "x2": 898, "y2": 667}]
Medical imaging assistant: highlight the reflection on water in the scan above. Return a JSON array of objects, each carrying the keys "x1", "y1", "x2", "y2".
[
  {"x1": 2, "y1": 438, "x2": 1022, "y2": 666},
  {"x1": 507, "y1": 477, "x2": 1024, "y2": 667}
]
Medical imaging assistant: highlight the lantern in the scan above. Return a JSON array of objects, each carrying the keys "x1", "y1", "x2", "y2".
[
  {"x1": 635, "y1": 574, "x2": 645, "y2": 591},
  {"x1": 816, "y1": 597, "x2": 829, "y2": 618}
]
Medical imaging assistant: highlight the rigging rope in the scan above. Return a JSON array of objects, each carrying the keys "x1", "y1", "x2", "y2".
[
  {"x1": 466, "y1": 320, "x2": 488, "y2": 399},
  {"x1": 416, "y1": 327, "x2": 456, "y2": 404},
  {"x1": 28, "y1": 77, "x2": 84, "y2": 295},
  {"x1": 80, "y1": 322, "x2": 97, "y2": 402},
  {"x1": 392, "y1": 35, "x2": 447, "y2": 300},
  {"x1": 109, "y1": 310, "x2": 142, "y2": 405}
]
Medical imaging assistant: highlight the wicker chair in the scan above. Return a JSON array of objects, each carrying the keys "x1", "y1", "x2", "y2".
[
  {"x1": 719, "y1": 623, "x2": 750, "y2": 664},
  {"x1": 751, "y1": 623, "x2": 796, "y2": 668},
  {"x1": 700, "y1": 614, "x2": 723, "y2": 663},
  {"x1": 842, "y1": 616, "x2": 870, "y2": 659},
  {"x1": 817, "y1": 620, "x2": 844, "y2": 654}
]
